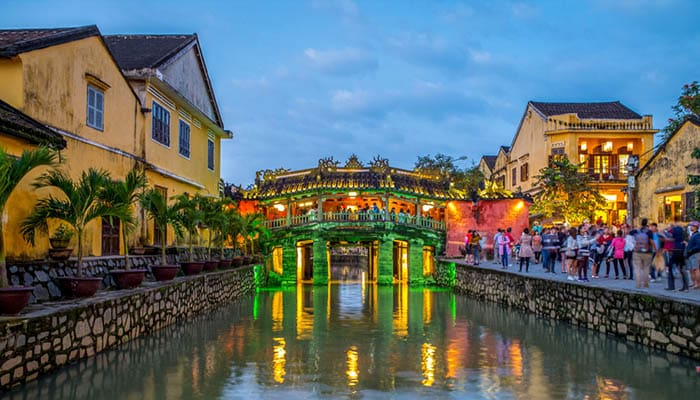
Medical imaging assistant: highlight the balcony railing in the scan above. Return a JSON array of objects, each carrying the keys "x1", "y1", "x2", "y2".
[
  {"x1": 579, "y1": 168, "x2": 628, "y2": 182},
  {"x1": 264, "y1": 211, "x2": 446, "y2": 231},
  {"x1": 546, "y1": 118, "x2": 654, "y2": 132}
]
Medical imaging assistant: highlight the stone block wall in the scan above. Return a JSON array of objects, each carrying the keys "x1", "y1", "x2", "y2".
[
  {"x1": 447, "y1": 262, "x2": 700, "y2": 360},
  {"x1": 0, "y1": 266, "x2": 255, "y2": 390},
  {"x1": 7, "y1": 247, "x2": 239, "y2": 303}
]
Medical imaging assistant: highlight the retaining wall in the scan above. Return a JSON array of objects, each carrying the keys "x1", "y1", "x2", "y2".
[
  {"x1": 0, "y1": 266, "x2": 255, "y2": 390},
  {"x1": 445, "y1": 261, "x2": 700, "y2": 360}
]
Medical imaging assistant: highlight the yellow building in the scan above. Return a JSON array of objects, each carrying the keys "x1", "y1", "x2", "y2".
[
  {"x1": 635, "y1": 116, "x2": 700, "y2": 226},
  {"x1": 503, "y1": 101, "x2": 657, "y2": 224},
  {"x1": 0, "y1": 25, "x2": 230, "y2": 260}
]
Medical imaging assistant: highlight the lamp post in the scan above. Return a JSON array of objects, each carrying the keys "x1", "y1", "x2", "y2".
[{"x1": 625, "y1": 155, "x2": 639, "y2": 226}]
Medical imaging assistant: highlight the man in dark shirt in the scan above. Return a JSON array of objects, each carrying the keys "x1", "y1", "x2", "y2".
[
  {"x1": 665, "y1": 220, "x2": 689, "y2": 291},
  {"x1": 541, "y1": 228, "x2": 559, "y2": 273}
]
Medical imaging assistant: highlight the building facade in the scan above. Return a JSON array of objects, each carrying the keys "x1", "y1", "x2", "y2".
[
  {"x1": 500, "y1": 101, "x2": 656, "y2": 224},
  {"x1": 635, "y1": 116, "x2": 700, "y2": 226},
  {"x1": 0, "y1": 25, "x2": 230, "y2": 260}
]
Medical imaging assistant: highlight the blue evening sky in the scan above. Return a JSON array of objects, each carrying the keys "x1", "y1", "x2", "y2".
[{"x1": 1, "y1": 0, "x2": 698, "y2": 185}]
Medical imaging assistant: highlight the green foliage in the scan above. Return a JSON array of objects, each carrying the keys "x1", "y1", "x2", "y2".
[
  {"x1": 661, "y1": 81, "x2": 700, "y2": 142},
  {"x1": 479, "y1": 180, "x2": 512, "y2": 199},
  {"x1": 173, "y1": 193, "x2": 204, "y2": 261},
  {"x1": 50, "y1": 223, "x2": 74, "y2": 241},
  {"x1": 266, "y1": 270, "x2": 282, "y2": 287},
  {"x1": 21, "y1": 168, "x2": 128, "y2": 276},
  {"x1": 414, "y1": 153, "x2": 484, "y2": 197},
  {"x1": 0, "y1": 146, "x2": 59, "y2": 287},
  {"x1": 139, "y1": 188, "x2": 184, "y2": 265},
  {"x1": 531, "y1": 157, "x2": 605, "y2": 224},
  {"x1": 688, "y1": 147, "x2": 700, "y2": 220}
]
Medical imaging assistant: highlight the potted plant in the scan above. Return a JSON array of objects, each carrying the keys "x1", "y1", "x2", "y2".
[
  {"x1": 130, "y1": 235, "x2": 148, "y2": 255},
  {"x1": 240, "y1": 212, "x2": 267, "y2": 265},
  {"x1": 139, "y1": 188, "x2": 183, "y2": 281},
  {"x1": 21, "y1": 168, "x2": 124, "y2": 298},
  {"x1": 0, "y1": 146, "x2": 57, "y2": 315},
  {"x1": 48, "y1": 223, "x2": 74, "y2": 260},
  {"x1": 214, "y1": 199, "x2": 237, "y2": 269},
  {"x1": 173, "y1": 194, "x2": 204, "y2": 275},
  {"x1": 101, "y1": 169, "x2": 148, "y2": 289},
  {"x1": 199, "y1": 196, "x2": 224, "y2": 271}
]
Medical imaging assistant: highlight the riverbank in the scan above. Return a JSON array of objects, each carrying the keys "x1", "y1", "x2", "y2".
[
  {"x1": 0, "y1": 266, "x2": 255, "y2": 391},
  {"x1": 439, "y1": 258, "x2": 700, "y2": 361}
]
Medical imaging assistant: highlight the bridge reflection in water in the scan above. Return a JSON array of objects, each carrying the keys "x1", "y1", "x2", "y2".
[{"x1": 9, "y1": 285, "x2": 700, "y2": 399}]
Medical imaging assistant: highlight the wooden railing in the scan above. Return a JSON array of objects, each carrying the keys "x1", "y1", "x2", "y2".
[
  {"x1": 546, "y1": 117, "x2": 654, "y2": 132},
  {"x1": 263, "y1": 211, "x2": 446, "y2": 231}
]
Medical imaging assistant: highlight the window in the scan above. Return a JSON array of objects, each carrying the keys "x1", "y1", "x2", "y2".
[
  {"x1": 152, "y1": 102, "x2": 170, "y2": 146},
  {"x1": 520, "y1": 163, "x2": 529, "y2": 182},
  {"x1": 178, "y1": 120, "x2": 190, "y2": 158},
  {"x1": 511, "y1": 167, "x2": 517, "y2": 187},
  {"x1": 86, "y1": 85, "x2": 104, "y2": 130},
  {"x1": 207, "y1": 138, "x2": 215, "y2": 170},
  {"x1": 578, "y1": 154, "x2": 588, "y2": 173}
]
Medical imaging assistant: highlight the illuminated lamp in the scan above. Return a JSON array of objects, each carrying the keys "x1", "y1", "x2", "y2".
[
  {"x1": 274, "y1": 204, "x2": 285, "y2": 212},
  {"x1": 514, "y1": 200, "x2": 524, "y2": 211},
  {"x1": 580, "y1": 141, "x2": 587, "y2": 152},
  {"x1": 348, "y1": 191, "x2": 358, "y2": 198},
  {"x1": 603, "y1": 141, "x2": 613, "y2": 152},
  {"x1": 627, "y1": 142, "x2": 634, "y2": 152},
  {"x1": 422, "y1": 204, "x2": 434, "y2": 212}
]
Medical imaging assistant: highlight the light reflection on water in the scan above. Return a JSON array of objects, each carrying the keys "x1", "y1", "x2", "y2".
[{"x1": 7, "y1": 283, "x2": 700, "y2": 400}]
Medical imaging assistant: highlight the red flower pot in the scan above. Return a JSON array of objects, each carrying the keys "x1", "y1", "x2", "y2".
[
  {"x1": 181, "y1": 261, "x2": 204, "y2": 276},
  {"x1": 203, "y1": 261, "x2": 218, "y2": 271},
  {"x1": 56, "y1": 277, "x2": 102, "y2": 298},
  {"x1": 0, "y1": 287, "x2": 34, "y2": 315},
  {"x1": 151, "y1": 265, "x2": 180, "y2": 281},
  {"x1": 110, "y1": 269, "x2": 147, "y2": 289}
]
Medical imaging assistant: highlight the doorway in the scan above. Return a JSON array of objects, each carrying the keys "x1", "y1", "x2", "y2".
[
  {"x1": 393, "y1": 240, "x2": 408, "y2": 282},
  {"x1": 101, "y1": 218, "x2": 120, "y2": 256}
]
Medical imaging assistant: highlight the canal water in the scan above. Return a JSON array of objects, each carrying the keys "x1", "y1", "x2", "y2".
[{"x1": 7, "y1": 284, "x2": 699, "y2": 399}]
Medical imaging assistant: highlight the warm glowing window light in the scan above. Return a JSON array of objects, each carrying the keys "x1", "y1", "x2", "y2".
[
  {"x1": 627, "y1": 142, "x2": 634, "y2": 152},
  {"x1": 603, "y1": 141, "x2": 613, "y2": 152},
  {"x1": 274, "y1": 203, "x2": 285, "y2": 212},
  {"x1": 422, "y1": 204, "x2": 434, "y2": 212},
  {"x1": 580, "y1": 141, "x2": 587, "y2": 152}
]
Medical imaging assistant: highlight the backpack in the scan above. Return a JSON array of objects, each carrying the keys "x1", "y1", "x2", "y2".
[{"x1": 634, "y1": 229, "x2": 650, "y2": 252}]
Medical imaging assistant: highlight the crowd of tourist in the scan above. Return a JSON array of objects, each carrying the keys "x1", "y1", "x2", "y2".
[{"x1": 464, "y1": 218, "x2": 700, "y2": 292}]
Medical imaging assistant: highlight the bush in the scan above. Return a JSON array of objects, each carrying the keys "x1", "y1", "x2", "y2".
[{"x1": 267, "y1": 270, "x2": 282, "y2": 287}]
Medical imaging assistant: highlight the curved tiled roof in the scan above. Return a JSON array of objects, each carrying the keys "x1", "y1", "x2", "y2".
[{"x1": 250, "y1": 168, "x2": 454, "y2": 200}]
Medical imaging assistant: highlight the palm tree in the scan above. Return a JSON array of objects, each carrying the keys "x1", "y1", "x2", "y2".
[
  {"x1": 173, "y1": 193, "x2": 203, "y2": 262},
  {"x1": 139, "y1": 188, "x2": 183, "y2": 265},
  {"x1": 239, "y1": 212, "x2": 268, "y2": 255},
  {"x1": 213, "y1": 199, "x2": 237, "y2": 258},
  {"x1": 0, "y1": 146, "x2": 58, "y2": 287},
  {"x1": 20, "y1": 168, "x2": 128, "y2": 277},
  {"x1": 198, "y1": 195, "x2": 222, "y2": 260},
  {"x1": 100, "y1": 169, "x2": 147, "y2": 269}
]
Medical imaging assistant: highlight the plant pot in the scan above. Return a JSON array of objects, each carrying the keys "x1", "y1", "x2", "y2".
[
  {"x1": 232, "y1": 256, "x2": 243, "y2": 268},
  {"x1": 218, "y1": 259, "x2": 232, "y2": 269},
  {"x1": 242, "y1": 256, "x2": 252, "y2": 265},
  {"x1": 150, "y1": 265, "x2": 180, "y2": 281},
  {"x1": 0, "y1": 287, "x2": 34, "y2": 315},
  {"x1": 181, "y1": 261, "x2": 204, "y2": 276},
  {"x1": 110, "y1": 269, "x2": 147, "y2": 289},
  {"x1": 130, "y1": 247, "x2": 147, "y2": 255},
  {"x1": 49, "y1": 248, "x2": 73, "y2": 260},
  {"x1": 56, "y1": 277, "x2": 102, "y2": 298},
  {"x1": 203, "y1": 261, "x2": 218, "y2": 272},
  {"x1": 50, "y1": 238, "x2": 70, "y2": 249}
]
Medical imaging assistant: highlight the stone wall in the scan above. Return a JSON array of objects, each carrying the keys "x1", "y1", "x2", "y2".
[
  {"x1": 0, "y1": 266, "x2": 255, "y2": 390},
  {"x1": 447, "y1": 261, "x2": 700, "y2": 360},
  {"x1": 7, "y1": 247, "x2": 238, "y2": 303}
]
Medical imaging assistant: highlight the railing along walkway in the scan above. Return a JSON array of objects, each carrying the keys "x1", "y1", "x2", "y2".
[{"x1": 265, "y1": 211, "x2": 446, "y2": 231}]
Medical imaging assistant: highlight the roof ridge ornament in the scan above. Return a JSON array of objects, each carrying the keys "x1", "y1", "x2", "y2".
[
  {"x1": 369, "y1": 155, "x2": 389, "y2": 174},
  {"x1": 344, "y1": 154, "x2": 364, "y2": 169}
]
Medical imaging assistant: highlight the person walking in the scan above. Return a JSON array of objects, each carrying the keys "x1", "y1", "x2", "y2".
[
  {"x1": 610, "y1": 230, "x2": 627, "y2": 279},
  {"x1": 497, "y1": 230, "x2": 511, "y2": 269},
  {"x1": 541, "y1": 228, "x2": 559, "y2": 273},
  {"x1": 493, "y1": 229, "x2": 502, "y2": 262},
  {"x1": 505, "y1": 227, "x2": 515, "y2": 267},
  {"x1": 632, "y1": 218, "x2": 655, "y2": 289},
  {"x1": 564, "y1": 228, "x2": 579, "y2": 281},
  {"x1": 685, "y1": 221, "x2": 700, "y2": 289},
  {"x1": 532, "y1": 230, "x2": 543, "y2": 264},
  {"x1": 624, "y1": 229, "x2": 636, "y2": 280},
  {"x1": 518, "y1": 228, "x2": 535, "y2": 272},
  {"x1": 666, "y1": 220, "x2": 689, "y2": 291},
  {"x1": 576, "y1": 225, "x2": 597, "y2": 282},
  {"x1": 558, "y1": 227, "x2": 568, "y2": 273},
  {"x1": 470, "y1": 230, "x2": 482, "y2": 266}
]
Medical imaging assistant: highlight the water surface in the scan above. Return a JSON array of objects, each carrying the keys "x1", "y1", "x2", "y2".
[{"x1": 7, "y1": 284, "x2": 699, "y2": 399}]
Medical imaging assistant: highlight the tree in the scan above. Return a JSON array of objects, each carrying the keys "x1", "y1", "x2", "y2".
[
  {"x1": 688, "y1": 147, "x2": 700, "y2": 220},
  {"x1": 238, "y1": 212, "x2": 268, "y2": 255},
  {"x1": 661, "y1": 81, "x2": 700, "y2": 142},
  {"x1": 199, "y1": 195, "x2": 227, "y2": 260},
  {"x1": 21, "y1": 168, "x2": 129, "y2": 277},
  {"x1": 139, "y1": 188, "x2": 184, "y2": 266},
  {"x1": 100, "y1": 169, "x2": 147, "y2": 270},
  {"x1": 0, "y1": 146, "x2": 58, "y2": 287},
  {"x1": 478, "y1": 180, "x2": 512, "y2": 199},
  {"x1": 414, "y1": 153, "x2": 484, "y2": 197},
  {"x1": 173, "y1": 193, "x2": 204, "y2": 262},
  {"x1": 531, "y1": 157, "x2": 605, "y2": 225}
]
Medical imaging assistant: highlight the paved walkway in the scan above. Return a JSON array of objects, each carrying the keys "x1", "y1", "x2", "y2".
[{"x1": 451, "y1": 257, "x2": 700, "y2": 305}]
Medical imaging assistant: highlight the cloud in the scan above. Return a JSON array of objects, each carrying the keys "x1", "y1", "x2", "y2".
[
  {"x1": 386, "y1": 32, "x2": 469, "y2": 72},
  {"x1": 304, "y1": 47, "x2": 378, "y2": 75},
  {"x1": 232, "y1": 76, "x2": 269, "y2": 88},
  {"x1": 469, "y1": 49, "x2": 491, "y2": 63}
]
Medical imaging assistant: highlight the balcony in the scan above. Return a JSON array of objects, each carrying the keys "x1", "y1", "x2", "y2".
[
  {"x1": 264, "y1": 211, "x2": 446, "y2": 231},
  {"x1": 546, "y1": 116, "x2": 654, "y2": 133},
  {"x1": 579, "y1": 167, "x2": 628, "y2": 183}
]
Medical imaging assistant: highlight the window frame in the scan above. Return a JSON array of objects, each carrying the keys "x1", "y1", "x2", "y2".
[
  {"x1": 520, "y1": 163, "x2": 529, "y2": 182},
  {"x1": 511, "y1": 167, "x2": 517, "y2": 187},
  {"x1": 151, "y1": 101, "x2": 171, "y2": 147},
  {"x1": 178, "y1": 119, "x2": 191, "y2": 159},
  {"x1": 207, "y1": 138, "x2": 215, "y2": 171},
  {"x1": 86, "y1": 84, "x2": 104, "y2": 131}
]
